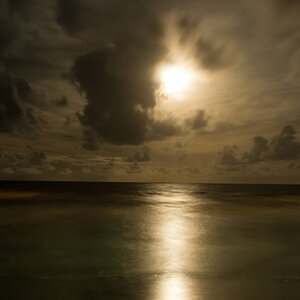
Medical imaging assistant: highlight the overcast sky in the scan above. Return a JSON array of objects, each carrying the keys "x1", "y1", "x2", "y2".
[{"x1": 0, "y1": 0, "x2": 300, "y2": 183}]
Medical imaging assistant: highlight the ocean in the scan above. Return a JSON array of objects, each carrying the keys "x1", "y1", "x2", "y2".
[{"x1": 0, "y1": 181, "x2": 299, "y2": 299}]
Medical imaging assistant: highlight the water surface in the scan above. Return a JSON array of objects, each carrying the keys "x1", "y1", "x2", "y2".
[{"x1": 0, "y1": 182, "x2": 299, "y2": 299}]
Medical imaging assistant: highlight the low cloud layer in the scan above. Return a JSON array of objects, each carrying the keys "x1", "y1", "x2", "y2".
[
  {"x1": 0, "y1": 148, "x2": 118, "y2": 178},
  {"x1": 126, "y1": 146, "x2": 151, "y2": 163},
  {"x1": 0, "y1": 147, "x2": 46, "y2": 174},
  {"x1": 217, "y1": 125, "x2": 300, "y2": 169},
  {"x1": 243, "y1": 125, "x2": 300, "y2": 163}
]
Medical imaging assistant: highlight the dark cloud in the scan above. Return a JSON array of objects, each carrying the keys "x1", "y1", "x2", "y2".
[
  {"x1": 268, "y1": 125, "x2": 300, "y2": 160},
  {"x1": 7, "y1": 0, "x2": 27, "y2": 15},
  {"x1": 73, "y1": 43, "x2": 180, "y2": 145},
  {"x1": 0, "y1": 1, "x2": 78, "y2": 80},
  {"x1": 73, "y1": 46, "x2": 154, "y2": 145},
  {"x1": 0, "y1": 147, "x2": 46, "y2": 173},
  {"x1": 0, "y1": 71, "x2": 38, "y2": 132},
  {"x1": 52, "y1": 96, "x2": 69, "y2": 107},
  {"x1": 0, "y1": 17, "x2": 17, "y2": 52},
  {"x1": 217, "y1": 125, "x2": 300, "y2": 169},
  {"x1": 196, "y1": 38, "x2": 224, "y2": 70},
  {"x1": 56, "y1": 0, "x2": 85, "y2": 35},
  {"x1": 56, "y1": 0, "x2": 164, "y2": 43},
  {"x1": 216, "y1": 145, "x2": 241, "y2": 169},
  {"x1": 242, "y1": 136, "x2": 269, "y2": 164},
  {"x1": 273, "y1": 0, "x2": 300, "y2": 11},
  {"x1": 186, "y1": 110, "x2": 208, "y2": 131},
  {"x1": 147, "y1": 119, "x2": 182, "y2": 141},
  {"x1": 177, "y1": 15, "x2": 198, "y2": 34},
  {"x1": 126, "y1": 162, "x2": 142, "y2": 174},
  {"x1": 242, "y1": 125, "x2": 300, "y2": 163},
  {"x1": 176, "y1": 15, "x2": 199, "y2": 44},
  {"x1": 3, "y1": 56, "x2": 62, "y2": 81},
  {"x1": 37, "y1": 154, "x2": 117, "y2": 176},
  {"x1": 126, "y1": 146, "x2": 151, "y2": 163},
  {"x1": 82, "y1": 128, "x2": 100, "y2": 151},
  {"x1": 195, "y1": 37, "x2": 230, "y2": 71},
  {"x1": 26, "y1": 147, "x2": 46, "y2": 164},
  {"x1": 176, "y1": 15, "x2": 232, "y2": 71}
]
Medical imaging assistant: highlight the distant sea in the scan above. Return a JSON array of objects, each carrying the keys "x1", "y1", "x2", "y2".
[{"x1": 0, "y1": 181, "x2": 300, "y2": 299}]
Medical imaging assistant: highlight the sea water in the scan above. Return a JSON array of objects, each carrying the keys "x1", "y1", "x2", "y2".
[{"x1": 0, "y1": 182, "x2": 299, "y2": 299}]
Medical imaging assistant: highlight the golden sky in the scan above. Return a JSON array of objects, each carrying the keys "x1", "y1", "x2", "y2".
[{"x1": 0, "y1": 0, "x2": 300, "y2": 183}]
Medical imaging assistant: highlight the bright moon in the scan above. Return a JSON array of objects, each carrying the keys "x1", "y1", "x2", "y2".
[{"x1": 159, "y1": 65, "x2": 192, "y2": 95}]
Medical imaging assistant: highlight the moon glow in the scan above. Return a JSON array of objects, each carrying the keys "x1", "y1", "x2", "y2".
[{"x1": 159, "y1": 64, "x2": 193, "y2": 96}]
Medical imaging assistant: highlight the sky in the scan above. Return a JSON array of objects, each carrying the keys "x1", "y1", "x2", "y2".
[{"x1": 0, "y1": 0, "x2": 300, "y2": 183}]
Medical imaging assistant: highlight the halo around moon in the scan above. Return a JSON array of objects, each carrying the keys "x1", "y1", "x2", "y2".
[{"x1": 158, "y1": 64, "x2": 193, "y2": 96}]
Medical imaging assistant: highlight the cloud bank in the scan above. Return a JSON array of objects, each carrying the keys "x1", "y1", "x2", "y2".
[{"x1": 217, "y1": 125, "x2": 300, "y2": 169}]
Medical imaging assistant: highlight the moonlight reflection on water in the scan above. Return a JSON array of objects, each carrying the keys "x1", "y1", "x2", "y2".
[
  {"x1": 152, "y1": 191, "x2": 204, "y2": 300},
  {"x1": 157, "y1": 274, "x2": 190, "y2": 300}
]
